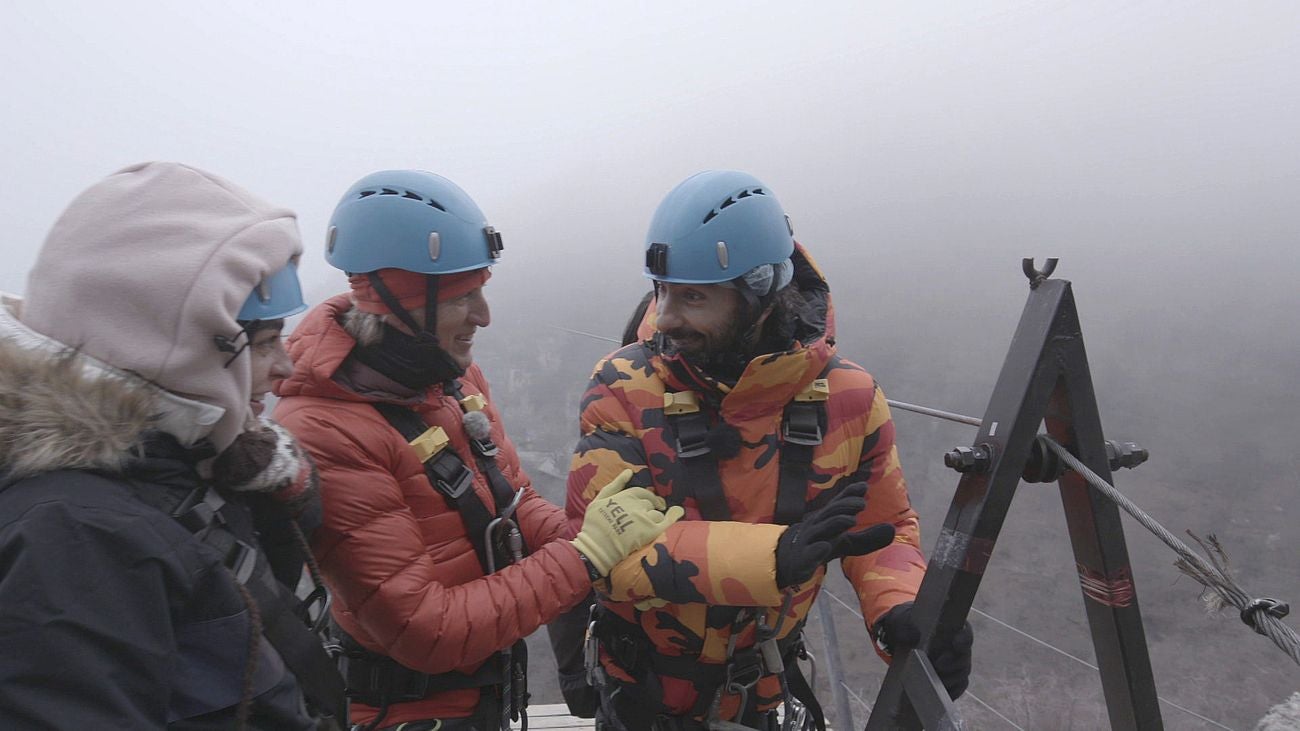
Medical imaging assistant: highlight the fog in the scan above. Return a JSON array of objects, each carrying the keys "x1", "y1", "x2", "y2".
[{"x1": 3, "y1": 2, "x2": 1297, "y2": 727}]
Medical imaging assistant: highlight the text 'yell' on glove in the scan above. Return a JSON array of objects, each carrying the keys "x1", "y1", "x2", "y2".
[
  {"x1": 571, "y1": 469, "x2": 686, "y2": 577},
  {"x1": 775, "y1": 482, "x2": 896, "y2": 589},
  {"x1": 873, "y1": 601, "x2": 974, "y2": 700}
]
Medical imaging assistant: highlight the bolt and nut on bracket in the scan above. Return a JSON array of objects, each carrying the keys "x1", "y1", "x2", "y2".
[{"x1": 944, "y1": 436, "x2": 1149, "y2": 480}]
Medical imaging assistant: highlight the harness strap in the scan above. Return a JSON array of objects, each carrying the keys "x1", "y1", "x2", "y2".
[
  {"x1": 774, "y1": 375, "x2": 830, "y2": 526},
  {"x1": 170, "y1": 487, "x2": 348, "y2": 721},
  {"x1": 592, "y1": 608, "x2": 804, "y2": 713},
  {"x1": 335, "y1": 625, "x2": 507, "y2": 706},
  {"x1": 369, "y1": 399, "x2": 529, "y2": 728},
  {"x1": 782, "y1": 653, "x2": 825, "y2": 731},
  {"x1": 664, "y1": 394, "x2": 730, "y2": 521},
  {"x1": 443, "y1": 380, "x2": 519, "y2": 517},
  {"x1": 372, "y1": 401, "x2": 502, "y2": 575}
]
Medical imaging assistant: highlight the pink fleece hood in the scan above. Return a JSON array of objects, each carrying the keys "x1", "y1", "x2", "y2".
[{"x1": 20, "y1": 161, "x2": 304, "y2": 452}]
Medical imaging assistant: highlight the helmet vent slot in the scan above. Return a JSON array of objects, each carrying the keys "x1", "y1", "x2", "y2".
[
  {"x1": 426, "y1": 199, "x2": 446, "y2": 212},
  {"x1": 379, "y1": 188, "x2": 400, "y2": 196},
  {"x1": 358, "y1": 190, "x2": 377, "y2": 198},
  {"x1": 402, "y1": 191, "x2": 422, "y2": 200},
  {"x1": 701, "y1": 187, "x2": 767, "y2": 224}
]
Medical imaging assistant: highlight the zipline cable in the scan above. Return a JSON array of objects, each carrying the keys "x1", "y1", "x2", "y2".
[{"x1": 1040, "y1": 436, "x2": 1300, "y2": 667}]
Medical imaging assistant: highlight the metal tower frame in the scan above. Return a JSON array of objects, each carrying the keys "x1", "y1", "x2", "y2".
[{"x1": 865, "y1": 260, "x2": 1163, "y2": 730}]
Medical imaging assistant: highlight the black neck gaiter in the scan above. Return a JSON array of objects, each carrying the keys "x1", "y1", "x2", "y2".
[{"x1": 350, "y1": 324, "x2": 464, "y2": 391}]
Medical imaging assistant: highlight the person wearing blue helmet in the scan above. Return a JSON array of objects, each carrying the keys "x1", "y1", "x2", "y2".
[
  {"x1": 0, "y1": 162, "x2": 344, "y2": 729},
  {"x1": 566, "y1": 171, "x2": 974, "y2": 731},
  {"x1": 273, "y1": 170, "x2": 681, "y2": 731}
]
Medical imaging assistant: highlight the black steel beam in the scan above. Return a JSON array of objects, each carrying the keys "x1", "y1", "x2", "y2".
[{"x1": 1045, "y1": 302, "x2": 1163, "y2": 729}]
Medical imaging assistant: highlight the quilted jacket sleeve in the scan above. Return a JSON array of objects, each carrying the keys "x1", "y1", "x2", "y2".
[
  {"x1": 565, "y1": 359, "x2": 786, "y2": 608},
  {"x1": 285, "y1": 405, "x2": 591, "y2": 675},
  {"x1": 840, "y1": 386, "x2": 928, "y2": 628}
]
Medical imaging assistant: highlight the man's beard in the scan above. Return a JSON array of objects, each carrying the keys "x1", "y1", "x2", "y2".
[{"x1": 662, "y1": 318, "x2": 753, "y2": 381}]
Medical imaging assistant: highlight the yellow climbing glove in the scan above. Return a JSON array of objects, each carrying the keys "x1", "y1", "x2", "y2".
[{"x1": 571, "y1": 469, "x2": 685, "y2": 577}]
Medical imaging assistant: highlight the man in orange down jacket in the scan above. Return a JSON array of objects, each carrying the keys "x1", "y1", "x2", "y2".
[
  {"x1": 274, "y1": 170, "x2": 683, "y2": 731},
  {"x1": 566, "y1": 171, "x2": 974, "y2": 731}
]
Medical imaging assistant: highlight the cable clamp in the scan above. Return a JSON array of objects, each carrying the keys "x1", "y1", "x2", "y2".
[{"x1": 1240, "y1": 597, "x2": 1290, "y2": 635}]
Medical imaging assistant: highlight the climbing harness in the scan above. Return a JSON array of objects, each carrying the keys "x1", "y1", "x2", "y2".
[
  {"x1": 661, "y1": 372, "x2": 831, "y2": 526},
  {"x1": 160, "y1": 483, "x2": 348, "y2": 723},
  {"x1": 341, "y1": 384, "x2": 531, "y2": 731},
  {"x1": 589, "y1": 369, "x2": 835, "y2": 731}
]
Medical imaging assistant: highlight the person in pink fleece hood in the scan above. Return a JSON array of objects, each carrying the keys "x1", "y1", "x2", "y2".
[{"x1": 0, "y1": 162, "x2": 344, "y2": 729}]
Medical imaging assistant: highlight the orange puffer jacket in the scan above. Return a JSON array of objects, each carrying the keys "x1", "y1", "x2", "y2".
[
  {"x1": 567, "y1": 245, "x2": 927, "y2": 720},
  {"x1": 274, "y1": 294, "x2": 590, "y2": 727}
]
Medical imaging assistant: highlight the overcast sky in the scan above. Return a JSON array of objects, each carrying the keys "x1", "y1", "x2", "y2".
[{"x1": 3, "y1": 1, "x2": 1296, "y2": 301}]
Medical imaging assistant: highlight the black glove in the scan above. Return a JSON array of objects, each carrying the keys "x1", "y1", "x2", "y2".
[
  {"x1": 873, "y1": 602, "x2": 974, "y2": 700},
  {"x1": 775, "y1": 482, "x2": 896, "y2": 588}
]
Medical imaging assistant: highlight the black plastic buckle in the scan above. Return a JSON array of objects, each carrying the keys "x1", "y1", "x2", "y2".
[
  {"x1": 173, "y1": 489, "x2": 216, "y2": 533},
  {"x1": 673, "y1": 413, "x2": 712, "y2": 459},
  {"x1": 471, "y1": 437, "x2": 500, "y2": 458},
  {"x1": 437, "y1": 464, "x2": 474, "y2": 500},
  {"x1": 676, "y1": 433, "x2": 710, "y2": 459},
  {"x1": 226, "y1": 539, "x2": 257, "y2": 584},
  {"x1": 430, "y1": 453, "x2": 475, "y2": 500},
  {"x1": 782, "y1": 405, "x2": 822, "y2": 447},
  {"x1": 485, "y1": 226, "x2": 504, "y2": 259},
  {"x1": 646, "y1": 243, "x2": 669, "y2": 276}
]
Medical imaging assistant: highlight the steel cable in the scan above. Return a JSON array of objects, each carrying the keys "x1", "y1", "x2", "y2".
[{"x1": 1039, "y1": 436, "x2": 1300, "y2": 667}]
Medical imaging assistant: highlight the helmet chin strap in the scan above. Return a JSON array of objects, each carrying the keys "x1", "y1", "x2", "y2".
[{"x1": 366, "y1": 271, "x2": 441, "y2": 342}]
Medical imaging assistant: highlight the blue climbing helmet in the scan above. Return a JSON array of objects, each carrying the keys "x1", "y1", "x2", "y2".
[
  {"x1": 325, "y1": 169, "x2": 503, "y2": 275},
  {"x1": 237, "y1": 260, "x2": 307, "y2": 322},
  {"x1": 643, "y1": 170, "x2": 793, "y2": 284}
]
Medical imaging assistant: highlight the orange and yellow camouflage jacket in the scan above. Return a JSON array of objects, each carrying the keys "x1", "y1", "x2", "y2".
[{"x1": 565, "y1": 245, "x2": 928, "y2": 717}]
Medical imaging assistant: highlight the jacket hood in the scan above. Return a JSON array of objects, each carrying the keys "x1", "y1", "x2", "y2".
[
  {"x1": 18, "y1": 162, "x2": 304, "y2": 452},
  {"x1": 0, "y1": 297, "x2": 223, "y2": 480}
]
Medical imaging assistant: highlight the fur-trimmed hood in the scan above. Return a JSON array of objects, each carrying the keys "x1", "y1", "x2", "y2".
[
  {"x1": 0, "y1": 295, "x2": 222, "y2": 481},
  {"x1": 18, "y1": 162, "x2": 303, "y2": 452}
]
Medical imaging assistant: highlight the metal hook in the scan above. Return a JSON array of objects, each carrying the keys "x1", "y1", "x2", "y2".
[{"x1": 1022, "y1": 257, "x2": 1059, "y2": 289}]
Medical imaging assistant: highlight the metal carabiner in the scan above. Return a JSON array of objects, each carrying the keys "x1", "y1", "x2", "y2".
[{"x1": 484, "y1": 489, "x2": 528, "y2": 574}]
